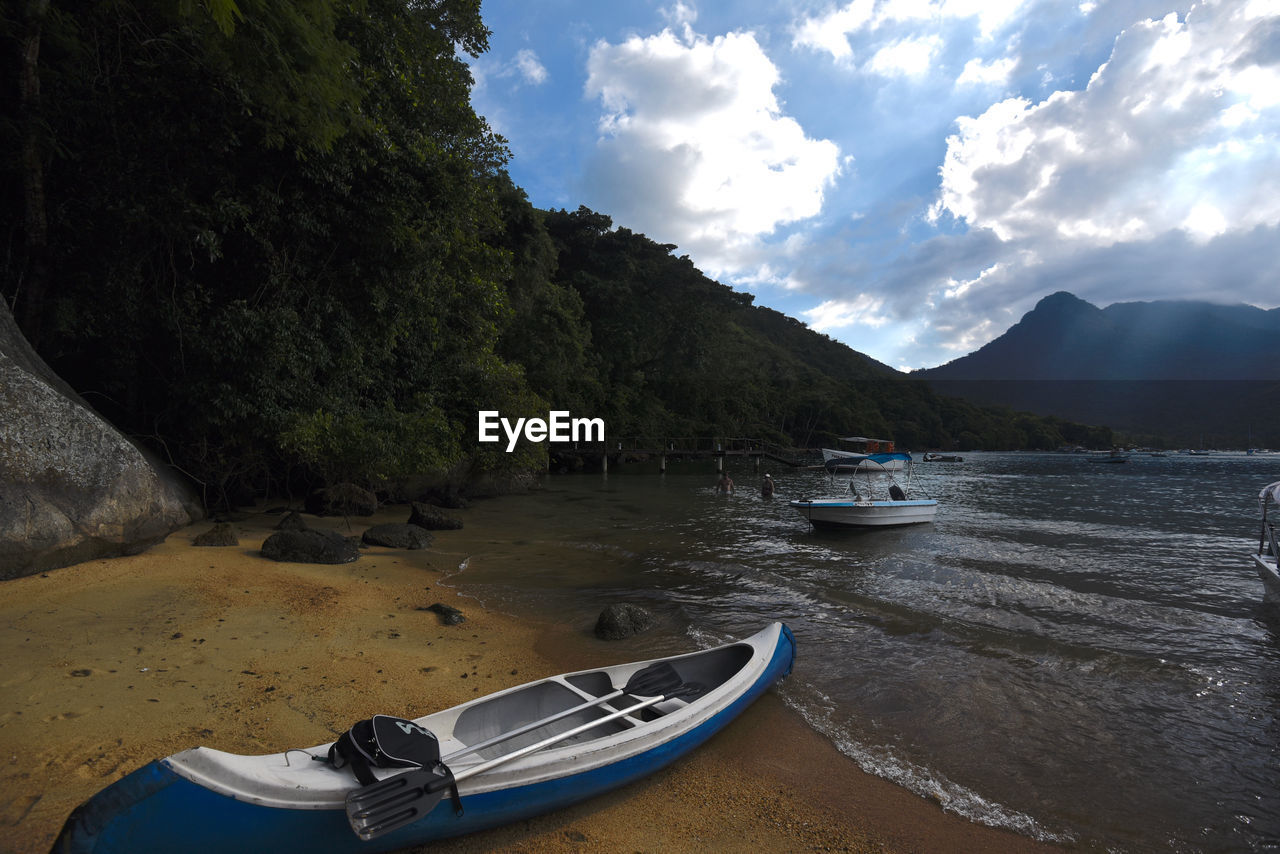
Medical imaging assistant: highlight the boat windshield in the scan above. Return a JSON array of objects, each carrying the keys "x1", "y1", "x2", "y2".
[{"x1": 1260, "y1": 481, "x2": 1280, "y2": 558}]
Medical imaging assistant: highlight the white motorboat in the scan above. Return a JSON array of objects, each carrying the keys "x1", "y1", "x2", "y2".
[
  {"x1": 791, "y1": 452, "x2": 937, "y2": 528},
  {"x1": 1254, "y1": 480, "x2": 1280, "y2": 602}
]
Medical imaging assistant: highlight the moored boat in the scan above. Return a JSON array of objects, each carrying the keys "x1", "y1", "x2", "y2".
[
  {"x1": 922, "y1": 452, "x2": 962, "y2": 462},
  {"x1": 53, "y1": 623, "x2": 795, "y2": 853},
  {"x1": 789, "y1": 496, "x2": 938, "y2": 527},
  {"x1": 791, "y1": 452, "x2": 937, "y2": 528},
  {"x1": 1254, "y1": 481, "x2": 1280, "y2": 603}
]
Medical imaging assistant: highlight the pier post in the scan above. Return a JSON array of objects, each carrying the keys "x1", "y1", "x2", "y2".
[{"x1": 659, "y1": 454, "x2": 666, "y2": 473}]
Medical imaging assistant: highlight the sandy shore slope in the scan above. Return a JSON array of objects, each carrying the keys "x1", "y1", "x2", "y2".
[{"x1": 0, "y1": 505, "x2": 1058, "y2": 853}]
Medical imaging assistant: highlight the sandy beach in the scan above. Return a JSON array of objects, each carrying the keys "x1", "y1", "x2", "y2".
[{"x1": 0, "y1": 504, "x2": 1058, "y2": 853}]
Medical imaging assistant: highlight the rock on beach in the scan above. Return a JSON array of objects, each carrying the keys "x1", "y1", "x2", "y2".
[{"x1": 260, "y1": 529, "x2": 359, "y2": 564}]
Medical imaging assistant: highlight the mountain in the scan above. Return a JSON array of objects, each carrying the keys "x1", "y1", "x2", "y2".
[{"x1": 915, "y1": 292, "x2": 1280, "y2": 447}]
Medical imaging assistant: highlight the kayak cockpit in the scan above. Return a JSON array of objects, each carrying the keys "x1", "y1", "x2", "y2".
[{"x1": 452, "y1": 642, "x2": 754, "y2": 759}]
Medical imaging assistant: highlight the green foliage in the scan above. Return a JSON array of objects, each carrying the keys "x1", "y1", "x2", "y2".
[
  {"x1": 279, "y1": 402, "x2": 454, "y2": 485},
  {"x1": 1, "y1": 0, "x2": 1111, "y2": 513},
  {"x1": 2, "y1": 0, "x2": 524, "y2": 505}
]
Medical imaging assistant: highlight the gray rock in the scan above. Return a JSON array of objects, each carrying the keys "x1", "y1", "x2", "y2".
[
  {"x1": 593, "y1": 603, "x2": 656, "y2": 640},
  {"x1": 260, "y1": 529, "x2": 359, "y2": 564},
  {"x1": 421, "y1": 602, "x2": 465, "y2": 625},
  {"x1": 193, "y1": 522, "x2": 238, "y2": 547},
  {"x1": 274, "y1": 511, "x2": 309, "y2": 531},
  {"x1": 0, "y1": 301, "x2": 202, "y2": 579},
  {"x1": 361, "y1": 523, "x2": 432, "y2": 550},
  {"x1": 408, "y1": 502, "x2": 463, "y2": 530}
]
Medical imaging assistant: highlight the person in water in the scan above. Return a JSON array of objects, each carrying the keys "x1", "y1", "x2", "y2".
[
  {"x1": 715, "y1": 471, "x2": 734, "y2": 494},
  {"x1": 761, "y1": 473, "x2": 775, "y2": 498}
]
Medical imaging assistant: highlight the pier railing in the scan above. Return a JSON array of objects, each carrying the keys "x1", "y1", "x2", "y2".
[{"x1": 547, "y1": 436, "x2": 816, "y2": 468}]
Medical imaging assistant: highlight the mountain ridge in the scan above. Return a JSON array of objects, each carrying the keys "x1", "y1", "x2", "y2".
[
  {"x1": 919, "y1": 291, "x2": 1280, "y2": 381},
  {"x1": 914, "y1": 291, "x2": 1280, "y2": 447}
]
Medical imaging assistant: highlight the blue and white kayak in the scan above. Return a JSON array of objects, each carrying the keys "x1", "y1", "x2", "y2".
[{"x1": 54, "y1": 623, "x2": 795, "y2": 853}]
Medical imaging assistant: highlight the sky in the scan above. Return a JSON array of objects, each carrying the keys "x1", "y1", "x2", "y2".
[{"x1": 467, "y1": 0, "x2": 1280, "y2": 371}]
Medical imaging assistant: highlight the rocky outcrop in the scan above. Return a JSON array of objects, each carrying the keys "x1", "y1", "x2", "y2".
[
  {"x1": 408, "y1": 501, "x2": 463, "y2": 531},
  {"x1": 361, "y1": 523, "x2": 432, "y2": 550},
  {"x1": 260, "y1": 529, "x2": 359, "y2": 564},
  {"x1": 420, "y1": 602, "x2": 465, "y2": 625},
  {"x1": 0, "y1": 301, "x2": 203, "y2": 579},
  {"x1": 192, "y1": 522, "x2": 238, "y2": 547},
  {"x1": 593, "y1": 603, "x2": 655, "y2": 640}
]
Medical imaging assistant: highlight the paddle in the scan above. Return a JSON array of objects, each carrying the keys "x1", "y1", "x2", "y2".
[
  {"x1": 440, "y1": 661, "x2": 684, "y2": 764},
  {"x1": 345, "y1": 677, "x2": 705, "y2": 841}
]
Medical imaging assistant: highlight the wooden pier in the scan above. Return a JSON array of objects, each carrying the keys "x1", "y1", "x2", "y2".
[{"x1": 547, "y1": 436, "x2": 814, "y2": 473}]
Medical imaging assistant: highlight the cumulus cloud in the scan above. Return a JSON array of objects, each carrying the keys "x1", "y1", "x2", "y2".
[
  {"x1": 802, "y1": 294, "x2": 892, "y2": 331},
  {"x1": 956, "y1": 55, "x2": 1017, "y2": 86},
  {"x1": 867, "y1": 34, "x2": 942, "y2": 76},
  {"x1": 473, "y1": 48, "x2": 550, "y2": 92},
  {"x1": 850, "y1": 0, "x2": 1280, "y2": 364},
  {"x1": 792, "y1": 0, "x2": 1029, "y2": 69},
  {"x1": 932, "y1": 2, "x2": 1280, "y2": 244},
  {"x1": 513, "y1": 49, "x2": 548, "y2": 85},
  {"x1": 582, "y1": 26, "x2": 842, "y2": 274}
]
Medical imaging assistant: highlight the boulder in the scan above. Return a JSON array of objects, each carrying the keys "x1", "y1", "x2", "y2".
[
  {"x1": 260, "y1": 529, "x2": 359, "y2": 564},
  {"x1": 193, "y1": 522, "x2": 238, "y2": 547},
  {"x1": 0, "y1": 301, "x2": 203, "y2": 579},
  {"x1": 408, "y1": 502, "x2": 463, "y2": 531},
  {"x1": 361, "y1": 523, "x2": 432, "y2": 550},
  {"x1": 593, "y1": 603, "x2": 656, "y2": 640},
  {"x1": 304, "y1": 483, "x2": 377, "y2": 517},
  {"x1": 274, "y1": 511, "x2": 309, "y2": 531},
  {"x1": 420, "y1": 602, "x2": 465, "y2": 625}
]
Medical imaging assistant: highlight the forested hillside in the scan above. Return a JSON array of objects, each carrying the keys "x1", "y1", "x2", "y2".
[{"x1": 1, "y1": 1, "x2": 1107, "y2": 508}]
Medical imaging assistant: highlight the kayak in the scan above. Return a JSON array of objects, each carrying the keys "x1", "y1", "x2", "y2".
[{"x1": 54, "y1": 622, "x2": 795, "y2": 853}]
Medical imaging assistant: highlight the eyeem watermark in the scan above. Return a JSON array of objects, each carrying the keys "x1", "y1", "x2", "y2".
[{"x1": 478, "y1": 410, "x2": 605, "y2": 452}]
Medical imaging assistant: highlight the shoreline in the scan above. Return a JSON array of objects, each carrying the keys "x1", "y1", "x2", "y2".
[{"x1": 0, "y1": 504, "x2": 1058, "y2": 853}]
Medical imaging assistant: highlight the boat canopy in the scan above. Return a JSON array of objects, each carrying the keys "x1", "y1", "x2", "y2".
[
  {"x1": 1261, "y1": 481, "x2": 1280, "y2": 506},
  {"x1": 825, "y1": 451, "x2": 910, "y2": 473},
  {"x1": 836, "y1": 436, "x2": 896, "y2": 452}
]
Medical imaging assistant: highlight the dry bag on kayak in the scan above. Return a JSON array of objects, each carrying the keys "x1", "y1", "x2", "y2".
[{"x1": 329, "y1": 715, "x2": 462, "y2": 814}]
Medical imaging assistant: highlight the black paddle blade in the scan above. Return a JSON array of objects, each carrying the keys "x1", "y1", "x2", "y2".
[
  {"x1": 345, "y1": 768, "x2": 446, "y2": 841},
  {"x1": 672, "y1": 680, "x2": 707, "y2": 700},
  {"x1": 621, "y1": 661, "x2": 683, "y2": 697}
]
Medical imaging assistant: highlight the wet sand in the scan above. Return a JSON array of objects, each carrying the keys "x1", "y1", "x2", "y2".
[{"x1": 0, "y1": 505, "x2": 1058, "y2": 853}]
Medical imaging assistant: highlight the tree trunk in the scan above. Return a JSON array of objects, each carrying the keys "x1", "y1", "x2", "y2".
[{"x1": 17, "y1": 0, "x2": 51, "y2": 348}]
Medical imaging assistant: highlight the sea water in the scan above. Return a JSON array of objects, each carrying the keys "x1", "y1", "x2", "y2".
[{"x1": 440, "y1": 452, "x2": 1280, "y2": 852}]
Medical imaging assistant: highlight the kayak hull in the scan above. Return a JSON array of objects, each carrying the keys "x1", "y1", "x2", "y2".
[{"x1": 54, "y1": 623, "x2": 795, "y2": 853}]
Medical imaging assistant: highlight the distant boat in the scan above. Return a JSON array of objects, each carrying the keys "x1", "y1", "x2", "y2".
[
  {"x1": 1254, "y1": 481, "x2": 1280, "y2": 603},
  {"x1": 1087, "y1": 451, "x2": 1130, "y2": 463},
  {"x1": 791, "y1": 452, "x2": 937, "y2": 528},
  {"x1": 922, "y1": 452, "x2": 963, "y2": 462}
]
